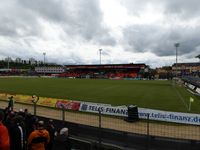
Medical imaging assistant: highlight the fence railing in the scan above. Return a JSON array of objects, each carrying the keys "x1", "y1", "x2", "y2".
[{"x1": 0, "y1": 99, "x2": 200, "y2": 150}]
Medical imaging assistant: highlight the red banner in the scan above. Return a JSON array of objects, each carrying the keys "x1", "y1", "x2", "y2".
[{"x1": 55, "y1": 100, "x2": 80, "y2": 111}]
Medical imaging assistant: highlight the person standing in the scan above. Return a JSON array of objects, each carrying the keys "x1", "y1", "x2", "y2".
[
  {"x1": 8, "y1": 96, "x2": 14, "y2": 111},
  {"x1": 9, "y1": 115, "x2": 26, "y2": 150},
  {"x1": 0, "y1": 111, "x2": 10, "y2": 150},
  {"x1": 52, "y1": 127, "x2": 71, "y2": 150},
  {"x1": 28, "y1": 120, "x2": 50, "y2": 150},
  {"x1": 45, "y1": 119, "x2": 56, "y2": 150}
]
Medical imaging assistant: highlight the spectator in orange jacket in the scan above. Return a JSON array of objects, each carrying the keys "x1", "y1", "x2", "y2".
[
  {"x1": 28, "y1": 120, "x2": 50, "y2": 150},
  {"x1": 0, "y1": 111, "x2": 10, "y2": 150}
]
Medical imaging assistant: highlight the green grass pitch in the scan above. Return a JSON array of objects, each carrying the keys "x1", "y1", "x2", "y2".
[{"x1": 0, "y1": 77, "x2": 199, "y2": 113}]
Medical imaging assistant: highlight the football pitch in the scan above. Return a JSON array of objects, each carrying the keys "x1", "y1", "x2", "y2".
[{"x1": 0, "y1": 77, "x2": 199, "y2": 113}]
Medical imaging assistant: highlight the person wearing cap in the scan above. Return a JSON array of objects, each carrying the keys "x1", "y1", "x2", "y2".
[
  {"x1": 0, "y1": 111, "x2": 10, "y2": 150},
  {"x1": 28, "y1": 120, "x2": 50, "y2": 150},
  {"x1": 52, "y1": 127, "x2": 71, "y2": 150}
]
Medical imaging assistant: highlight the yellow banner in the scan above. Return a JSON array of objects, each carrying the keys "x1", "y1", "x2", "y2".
[
  {"x1": 0, "y1": 93, "x2": 16, "y2": 101},
  {"x1": 37, "y1": 97, "x2": 57, "y2": 107},
  {"x1": 0, "y1": 93, "x2": 57, "y2": 108},
  {"x1": 0, "y1": 93, "x2": 8, "y2": 100},
  {"x1": 15, "y1": 94, "x2": 33, "y2": 104}
]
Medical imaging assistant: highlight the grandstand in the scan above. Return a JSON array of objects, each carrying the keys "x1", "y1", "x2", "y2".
[
  {"x1": 60, "y1": 63, "x2": 147, "y2": 79},
  {"x1": 172, "y1": 62, "x2": 200, "y2": 76}
]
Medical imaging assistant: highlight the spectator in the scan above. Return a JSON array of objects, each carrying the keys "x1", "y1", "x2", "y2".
[
  {"x1": 18, "y1": 108, "x2": 25, "y2": 117},
  {"x1": 0, "y1": 111, "x2": 10, "y2": 150},
  {"x1": 9, "y1": 115, "x2": 26, "y2": 150},
  {"x1": 26, "y1": 115, "x2": 38, "y2": 139},
  {"x1": 28, "y1": 120, "x2": 50, "y2": 150},
  {"x1": 45, "y1": 119, "x2": 56, "y2": 150},
  {"x1": 3, "y1": 107, "x2": 9, "y2": 123},
  {"x1": 8, "y1": 96, "x2": 14, "y2": 111},
  {"x1": 52, "y1": 127, "x2": 71, "y2": 150},
  {"x1": 4, "y1": 111, "x2": 15, "y2": 128},
  {"x1": 24, "y1": 108, "x2": 29, "y2": 116}
]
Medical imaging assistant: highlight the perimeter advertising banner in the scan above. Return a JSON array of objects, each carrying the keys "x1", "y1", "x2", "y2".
[
  {"x1": 37, "y1": 97, "x2": 58, "y2": 107},
  {"x1": 55, "y1": 100, "x2": 80, "y2": 111},
  {"x1": 0, "y1": 93, "x2": 57, "y2": 107},
  {"x1": 79, "y1": 103, "x2": 200, "y2": 125},
  {"x1": 0, "y1": 93, "x2": 12, "y2": 100},
  {"x1": 14, "y1": 94, "x2": 33, "y2": 104},
  {"x1": 79, "y1": 103, "x2": 128, "y2": 117},
  {"x1": 138, "y1": 108, "x2": 200, "y2": 125}
]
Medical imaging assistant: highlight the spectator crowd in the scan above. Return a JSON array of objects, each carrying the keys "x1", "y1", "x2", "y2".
[{"x1": 0, "y1": 106, "x2": 71, "y2": 150}]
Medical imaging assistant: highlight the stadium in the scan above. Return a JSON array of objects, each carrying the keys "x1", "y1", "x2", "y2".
[
  {"x1": 1, "y1": 1, "x2": 200, "y2": 149},
  {"x1": 0, "y1": 61, "x2": 200, "y2": 150}
]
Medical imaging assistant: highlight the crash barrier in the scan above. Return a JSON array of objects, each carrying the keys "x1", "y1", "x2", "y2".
[{"x1": 1, "y1": 92, "x2": 200, "y2": 125}]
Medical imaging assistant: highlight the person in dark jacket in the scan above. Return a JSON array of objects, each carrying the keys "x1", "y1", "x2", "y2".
[
  {"x1": 9, "y1": 115, "x2": 26, "y2": 150},
  {"x1": 52, "y1": 127, "x2": 71, "y2": 150},
  {"x1": 45, "y1": 119, "x2": 56, "y2": 150},
  {"x1": 8, "y1": 96, "x2": 14, "y2": 111}
]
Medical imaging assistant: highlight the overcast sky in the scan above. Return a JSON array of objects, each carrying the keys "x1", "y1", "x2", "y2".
[{"x1": 0, "y1": 0, "x2": 199, "y2": 68}]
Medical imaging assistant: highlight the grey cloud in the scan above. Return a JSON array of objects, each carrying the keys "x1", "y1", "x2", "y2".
[
  {"x1": 0, "y1": 47, "x2": 37, "y2": 59},
  {"x1": 18, "y1": 0, "x2": 116, "y2": 46},
  {"x1": 0, "y1": 0, "x2": 42, "y2": 37},
  {"x1": 122, "y1": 0, "x2": 200, "y2": 20},
  {"x1": 162, "y1": 0, "x2": 200, "y2": 19},
  {"x1": 123, "y1": 24, "x2": 200, "y2": 57},
  {"x1": 62, "y1": 53, "x2": 84, "y2": 65},
  {"x1": 18, "y1": 0, "x2": 68, "y2": 23}
]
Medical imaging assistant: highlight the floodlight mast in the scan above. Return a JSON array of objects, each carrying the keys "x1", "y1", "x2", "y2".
[
  {"x1": 43, "y1": 52, "x2": 46, "y2": 76},
  {"x1": 174, "y1": 43, "x2": 180, "y2": 78},
  {"x1": 7, "y1": 57, "x2": 10, "y2": 69},
  {"x1": 99, "y1": 49, "x2": 102, "y2": 64}
]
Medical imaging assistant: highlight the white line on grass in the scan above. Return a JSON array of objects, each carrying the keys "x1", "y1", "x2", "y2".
[{"x1": 172, "y1": 83, "x2": 189, "y2": 111}]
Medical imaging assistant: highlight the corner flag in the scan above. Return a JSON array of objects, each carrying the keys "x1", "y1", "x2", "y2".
[
  {"x1": 190, "y1": 97, "x2": 194, "y2": 103},
  {"x1": 188, "y1": 97, "x2": 194, "y2": 111}
]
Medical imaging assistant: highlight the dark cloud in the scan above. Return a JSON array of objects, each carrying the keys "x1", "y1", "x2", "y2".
[
  {"x1": 0, "y1": 0, "x2": 42, "y2": 37},
  {"x1": 18, "y1": 0, "x2": 68, "y2": 23},
  {"x1": 0, "y1": 0, "x2": 116, "y2": 47},
  {"x1": 162, "y1": 0, "x2": 200, "y2": 19},
  {"x1": 123, "y1": 24, "x2": 200, "y2": 56},
  {"x1": 122, "y1": 0, "x2": 200, "y2": 19},
  {"x1": 17, "y1": 0, "x2": 116, "y2": 46},
  {"x1": 119, "y1": 0, "x2": 200, "y2": 58}
]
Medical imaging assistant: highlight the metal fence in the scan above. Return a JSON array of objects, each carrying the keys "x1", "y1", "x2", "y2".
[{"x1": 0, "y1": 100, "x2": 200, "y2": 150}]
